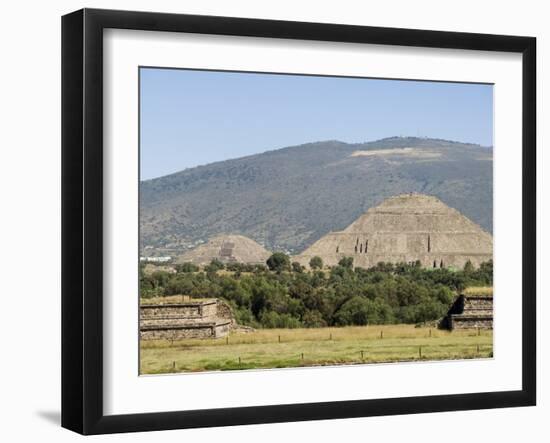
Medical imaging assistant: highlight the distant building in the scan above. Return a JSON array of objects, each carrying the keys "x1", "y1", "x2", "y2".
[
  {"x1": 176, "y1": 234, "x2": 270, "y2": 265},
  {"x1": 140, "y1": 256, "x2": 172, "y2": 263}
]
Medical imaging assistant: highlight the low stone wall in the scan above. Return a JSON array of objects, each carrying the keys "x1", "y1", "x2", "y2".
[
  {"x1": 140, "y1": 299, "x2": 234, "y2": 340},
  {"x1": 449, "y1": 314, "x2": 493, "y2": 330},
  {"x1": 140, "y1": 321, "x2": 232, "y2": 340},
  {"x1": 215, "y1": 299, "x2": 236, "y2": 326},
  {"x1": 463, "y1": 296, "x2": 493, "y2": 311},
  {"x1": 140, "y1": 301, "x2": 217, "y2": 320}
]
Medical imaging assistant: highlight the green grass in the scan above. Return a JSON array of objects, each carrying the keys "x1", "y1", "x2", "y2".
[{"x1": 140, "y1": 325, "x2": 493, "y2": 374}]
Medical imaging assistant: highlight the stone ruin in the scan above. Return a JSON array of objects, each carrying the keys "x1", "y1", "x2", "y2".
[
  {"x1": 440, "y1": 294, "x2": 493, "y2": 330},
  {"x1": 177, "y1": 234, "x2": 271, "y2": 265},
  {"x1": 140, "y1": 298, "x2": 235, "y2": 340},
  {"x1": 294, "y1": 193, "x2": 493, "y2": 269}
]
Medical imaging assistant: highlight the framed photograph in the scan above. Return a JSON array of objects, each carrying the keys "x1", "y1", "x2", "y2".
[{"x1": 62, "y1": 8, "x2": 536, "y2": 435}]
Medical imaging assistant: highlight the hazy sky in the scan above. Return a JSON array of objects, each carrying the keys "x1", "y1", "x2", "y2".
[{"x1": 140, "y1": 67, "x2": 493, "y2": 180}]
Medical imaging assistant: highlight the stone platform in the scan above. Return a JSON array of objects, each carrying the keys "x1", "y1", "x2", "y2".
[
  {"x1": 440, "y1": 294, "x2": 493, "y2": 330},
  {"x1": 140, "y1": 299, "x2": 234, "y2": 340}
]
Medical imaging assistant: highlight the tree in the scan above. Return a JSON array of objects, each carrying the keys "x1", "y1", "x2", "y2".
[
  {"x1": 334, "y1": 296, "x2": 393, "y2": 326},
  {"x1": 463, "y1": 260, "x2": 474, "y2": 274},
  {"x1": 139, "y1": 249, "x2": 492, "y2": 328},
  {"x1": 475, "y1": 260, "x2": 493, "y2": 285},
  {"x1": 139, "y1": 262, "x2": 146, "y2": 279},
  {"x1": 260, "y1": 311, "x2": 301, "y2": 328},
  {"x1": 373, "y1": 262, "x2": 394, "y2": 273},
  {"x1": 292, "y1": 261, "x2": 304, "y2": 273},
  {"x1": 309, "y1": 256, "x2": 323, "y2": 270},
  {"x1": 204, "y1": 259, "x2": 224, "y2": 273},
  {"x1": 151, "y1": 270, "x2": 172, "y2": 287},
  {"x1": 266, "y1": 252, "x2": 291, "y2": 272},
  {"x1": 479, "y1": 260, "x2": 493, "y2": 274},
  {"x1": 338, "y1": 256, "x2": 354, "y2": 269},
  {"x1": 176, "y1": 262, "x2": 199, "y2": 273},
  {"x1": 302, "y1": 310, "x2": 327, "y2": 328}
]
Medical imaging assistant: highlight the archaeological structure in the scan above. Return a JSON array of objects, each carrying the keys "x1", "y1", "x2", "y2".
[
  {"x1": 440, "y1": 294, "x2": 494, "y2": 330},
  {"x1": 140, "y1": 298, "x2": 235, "y2": 340},
  {"x1": 294, "y1": 193, "x2": 493, "y2": 269},
  {"x1": 177, "y1": 234, "x2": 271, "y2": 265}
]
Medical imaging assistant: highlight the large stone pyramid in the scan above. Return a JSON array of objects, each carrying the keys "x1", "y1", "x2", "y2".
[
  {"x1": 294, "y1": 193, "x2": 492, "y2": 269},
  {"x1": 177, "y1": 234, "x2": 271, "y2": 265}
]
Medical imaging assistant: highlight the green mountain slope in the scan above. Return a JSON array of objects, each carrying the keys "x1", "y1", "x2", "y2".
[{"x1": 140, "y1": 137, "x2": 492, "y2": 255}]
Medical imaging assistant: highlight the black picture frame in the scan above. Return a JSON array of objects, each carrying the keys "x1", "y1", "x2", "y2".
[{"x1": 61, "y1": 8, "x2": 536, "y2": 435}]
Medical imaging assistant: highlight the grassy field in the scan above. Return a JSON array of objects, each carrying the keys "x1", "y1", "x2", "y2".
[
  {"x1": 140, "y1": 324, "x2": 493, "y2": 374},
  {"x1": 140, "y1": 295, "x2": 212, "y2": 305},
  {"x1": 464, "y1": 286, "x2": 493, "y2": 296}
]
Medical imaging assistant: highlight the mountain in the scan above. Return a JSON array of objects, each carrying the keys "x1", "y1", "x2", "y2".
[{"x1": 140, "y1": 137, "x2": 493, "y2": 256}]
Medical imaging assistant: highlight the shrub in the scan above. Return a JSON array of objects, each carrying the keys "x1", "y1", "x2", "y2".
[
  {"x1": 338, "y1": 257, "x2": 354, "y2": 269},
  {"x1": 463, "y1": 260, "x2": 474, "y2": 274},
  {"x1": 260, "y1": 311, "x2": 301, "y2": 328},
  {"x1": 204, "y1": 259, "x2": 225, "y2": 273},
  {"x1": 266, "y1": 252, "x2": 291, "y2": 272},
  {"x1": 334, "y1": 296, "x2": 394, "y2": 326},
  {"x1": 176, "y1": 262, "x2": 199, "y2": 273},
  {"x1": 309, "y1": 256, "x2": 323, "y2": 270},
  {"x1": 140, "y1": 253, "x2": 492, "y2": 327},
  {"x1": 302, "y1": 310, "x2": 327, "y2": 328}
]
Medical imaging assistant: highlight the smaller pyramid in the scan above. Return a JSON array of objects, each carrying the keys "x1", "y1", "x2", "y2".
[{"x1": 177, "y1": 234, "x2": 271, "y2": 265}]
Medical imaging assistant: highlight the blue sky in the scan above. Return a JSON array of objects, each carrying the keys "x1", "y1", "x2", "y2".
[{"x1": 140, "y1": 68, "x2": 493, "y2": 180}]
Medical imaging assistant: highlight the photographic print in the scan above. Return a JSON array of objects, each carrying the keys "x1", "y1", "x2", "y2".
[
  {"x1": 61, "y1": 10, "x2": 536, "y2": 433},
  {"x1": 138, "y1": 68, "x2": 494, "y2": 375}
]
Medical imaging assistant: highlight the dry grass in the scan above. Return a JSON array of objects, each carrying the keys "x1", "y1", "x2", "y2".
[
  {"x1": 140, "y1": 324, "x2": 493, "y2": 374},
  {"x1": 140, "y1": 295, "x2": 213, "y2": 305},
  {"x1": 464, "y1": 286, "x2": 493, "y2": 296},
  {"x1": 142, "y1": 264, "x2": 176, "y2": 275}
]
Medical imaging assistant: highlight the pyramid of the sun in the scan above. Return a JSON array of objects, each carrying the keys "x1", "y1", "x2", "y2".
[
  {"x1": 177, "y1": 234, "x2": 271, "y2": 265},
  {"x1": 294, "y1": 193, "x2": 493, "y2": 269}
]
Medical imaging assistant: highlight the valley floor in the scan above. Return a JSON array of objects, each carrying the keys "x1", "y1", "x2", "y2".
[{"x1": 140, "y1": 324, "x2": 493, "y2": 374}]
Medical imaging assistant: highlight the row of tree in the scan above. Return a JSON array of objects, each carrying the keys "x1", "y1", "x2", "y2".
[{"x1": 140, "y1": 255, "x2": 493, "y2": 329}]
